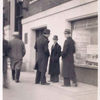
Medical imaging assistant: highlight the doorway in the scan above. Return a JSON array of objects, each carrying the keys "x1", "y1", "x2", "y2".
[{"x1": 36, "y1": 27, "x2": 47, "y2": 38}]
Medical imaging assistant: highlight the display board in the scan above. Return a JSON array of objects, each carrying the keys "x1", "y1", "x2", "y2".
[{"x1": 72, "y1": 29, "x2": 90, "y2": 65}]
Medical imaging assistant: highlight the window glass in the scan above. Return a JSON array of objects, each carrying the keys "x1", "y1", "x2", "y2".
[{"x1": 72, "y1": 17, "x2": 98, "y2": 67}]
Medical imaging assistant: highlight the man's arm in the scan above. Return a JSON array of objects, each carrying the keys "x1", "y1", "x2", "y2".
[
  {"x1": 34, "y1": 40, "x2": 37, "y2": 52},
  {"x1": 22, "y1": 42, "x2": 26, "y2": 57},
  {"x1": 55, "y1": 45, "x2": 61, "y2": 60},
  {"x1": 62, "y1": 40, "x2": 69, "y2": 58},
  {"x1": 44, "y1": 41, "x2": 50, "y2": 57}
]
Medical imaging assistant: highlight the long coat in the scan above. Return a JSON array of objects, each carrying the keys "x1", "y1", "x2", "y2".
[
  {"x1": 49, "y1": 43, "x2": 61, "y2": 76},
  {"x1": 34, "y1": 35, "x2": 50, "y2": 73},
  {"x1": 3, "y1": 39, "x2": 9, "y2": 74},
  {"x1": 62, "y1": 37, "x2": 76, "y2": 78},
  {"x1": 8, "y1": 38, "x2": 26, "y2": 70}
]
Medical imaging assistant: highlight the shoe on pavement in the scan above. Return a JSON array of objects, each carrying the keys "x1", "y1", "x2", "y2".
[
  {"x1": 52, "y1": 81, "x2": 58, "y2": 83},
  {"x1": 15, "y1": 80, "x2": 20, "y2": 83},
  {"x1": 41, "y1": 83, "x2": 50, "y2": 85},
  {"x1": 35, "y1": 82, "x2": 40, "y2": 84},
  {"x1": 3, "y1": 85, "x2": 9, "y2": 89}
]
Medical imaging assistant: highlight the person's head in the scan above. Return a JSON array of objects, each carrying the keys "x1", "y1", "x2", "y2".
[
  {"x1": 13, "y1": 32, "x2": 20, "y2": 38},
  {"x1": 53, "y1": 35, "x2": 58, "y2": 44},
  {"x1": 64, "y1": 29, "x2": 71, "y2": 38},
  {"x1": 43, "y1": 29, "x2": 50, "y2": 38}
]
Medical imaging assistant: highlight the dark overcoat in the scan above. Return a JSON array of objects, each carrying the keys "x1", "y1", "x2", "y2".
[
  {"x1": 3, "y1": 39, "x2": 9, "y2": 74},
  {"x1": 62, "y1": 37, "x2": 76, "y2": 78},
  {"x1": 34, "y1": 35, "x2": 50, "y2": 73},
  {"x1": 49, "y1": 43, "x2": 61, "y2": 76},
  {"x1": 8, "y1": 38, "x2": 26, "y2": 70}
]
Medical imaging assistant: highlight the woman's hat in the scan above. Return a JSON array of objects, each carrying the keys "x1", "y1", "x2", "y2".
[{"x1": 53, "y1": 35, "x2": 58, "y2": 40}]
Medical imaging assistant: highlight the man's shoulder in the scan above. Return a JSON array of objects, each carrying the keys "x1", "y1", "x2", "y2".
[{"x1": 57, "y1": 43, "x2": 61, "y2": 48}]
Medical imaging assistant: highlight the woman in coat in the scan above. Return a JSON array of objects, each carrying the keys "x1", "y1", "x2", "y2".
[
  {"x1": 49, "y1": 35, "x2": 61, "y2": 82},
  {"x1": 62, "y1": 29, "x2": 77, "y2": 87}
]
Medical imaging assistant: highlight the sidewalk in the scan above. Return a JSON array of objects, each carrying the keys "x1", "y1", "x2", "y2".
[{"x1": 3, "y1": 69, "x2": 97, "y2": 100}]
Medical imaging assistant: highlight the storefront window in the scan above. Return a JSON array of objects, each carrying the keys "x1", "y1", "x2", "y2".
[{"x1": 72, "y1": 17, "x2": 98, "y2": 67}]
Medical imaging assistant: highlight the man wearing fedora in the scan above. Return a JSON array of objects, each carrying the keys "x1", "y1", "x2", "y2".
[
  {"x1": 49, "y1": 35, "x2": 61, "y2": 82},
  {"x1": 34, "y1": 29, "x2": 50, "y2": 85},
  {"x1": 8, "y1": 32, "x2": 26, "y2": 83},
  {"x1": 61, "y1": 29, "x2": 77, "y2": 87}
]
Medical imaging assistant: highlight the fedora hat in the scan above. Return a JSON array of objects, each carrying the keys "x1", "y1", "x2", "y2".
[
  {"x1": 13, "y1": 32, "x2": 19, "y2": 36},
  {"x1": 53, "y1": 35, "x2": 58, "y2": 40},
  {"x1": 64, "y1": 29, "x2": 71, "y2": 34},
  {"x1": 44, "y1": 29, "x2": 50, "y2": 34}
]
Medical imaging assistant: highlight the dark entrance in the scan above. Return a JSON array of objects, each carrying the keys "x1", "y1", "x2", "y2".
[{"x1": 36, "y1": 27, "x2": 47, "y2": 38}]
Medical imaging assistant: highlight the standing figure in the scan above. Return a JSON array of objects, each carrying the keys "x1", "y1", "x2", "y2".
[
  {"x1": 62, "y1": 29, "x2": 77, "y2": 87},
  {"x1": 49, "y1": 35, "x2": 61, "y2": 82},
  {"x1": 3, "y1": 33, "x2": 9, "y2": 88},
  {"x1": 34, "y1": 29, "x2": 50, "y2": 85},
  {"x1": 8, "y1": 32, "x2": 26, "y2": 83}
]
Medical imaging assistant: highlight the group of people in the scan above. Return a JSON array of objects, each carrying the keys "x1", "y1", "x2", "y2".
[
  {"x1": 3, "y1": 28, "x2": 77, "y2": 88},
  {"x1": 34, "y1": 29, "x2": 77, "y2": 87}
]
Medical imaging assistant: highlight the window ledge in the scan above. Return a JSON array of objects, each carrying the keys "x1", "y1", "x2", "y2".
[
  {"x1": 29, "y1": 0, "x2": 38, "y2": 5},
  {"x1": 75, "y1": 64, "x2": 98, "y2": 69}
]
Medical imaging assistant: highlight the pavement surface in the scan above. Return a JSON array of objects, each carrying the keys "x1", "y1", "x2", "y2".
[{"x1": 3, "y1": 69, "x2": 97, "y2": 100}]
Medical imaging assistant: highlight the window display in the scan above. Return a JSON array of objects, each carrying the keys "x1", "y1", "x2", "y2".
[{"x1": 72, "y1": 17, "x2": 98, "y2": 67}]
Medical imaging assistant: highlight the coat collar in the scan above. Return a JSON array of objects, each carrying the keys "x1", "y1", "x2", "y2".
[
  {"x1": 67, "y1": 37, "x2": 72, "y2": 39},
  {"x1": 52, "y1": 43, "x2": 58, "y2": 50},
  {"x1": 42, "y1": 35, "x2": 49, "y2": 42}
]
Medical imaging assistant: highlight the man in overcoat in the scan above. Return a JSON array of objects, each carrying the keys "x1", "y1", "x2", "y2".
[
  {"x1": 62, "y1": 29, "x2": 77, "y2": 87},
  {"x1": 8, "y1": 32, "x2": 26, "y2": 83},
  {"x1": 34, "y1": 29, "x2": 50, "y2": 85},
  {"x1": 49, "y1": 35, "x2": 61, "y2": 82},
  {"x1": 3, "y1": 33, "x2": 9, "y2": 88}
]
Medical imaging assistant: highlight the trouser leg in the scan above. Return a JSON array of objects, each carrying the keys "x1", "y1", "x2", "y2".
[
  {"x1": 64, "y1": 77, "x2": 70, "y2": 86},
  {"x1": 41, "y1": 72, "x2": 46, "y2": 84},
  {"x1": 71, "y1": 70, "x2": 77, "y2": 84},
  {"x1": 15, "y1": 70, "x2": 20, "y2": 82},
  {"x1": 12, "y1": 70, "x2": 15, "y2": 80},
  {"x1": 50, "y1": 75, "x2": 54, "y2": 82},
  {"x1": 71, "y1": 76, "x2": 77, "y2": 83},
  {"x1": 35, "y1": 70, "x2": 41, "y2": 84},
  {"x1": 53, "y1": 75, "x2": 59, "y2": 82},
  {"x1": 3, "y1": 73, "x2": 9, "y2": 88}
]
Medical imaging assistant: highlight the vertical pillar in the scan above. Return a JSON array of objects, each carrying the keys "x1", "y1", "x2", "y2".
[{"x1": 10, "y1": 0, "x2": 15, "y2": 39}]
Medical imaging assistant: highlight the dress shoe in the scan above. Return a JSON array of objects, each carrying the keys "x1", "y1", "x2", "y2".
[
  {"x1": 52, "y1": 81, "x2": 58, "y2": 83},
  {"x1": 35, "y1": 82, "x2": 40, "y2": 84},
  {"x1": 41, "y1": 82, "x2": 50, "y2": 85},
  {"x1": 15, "y1": 80, "x2": 20, "y2": 83}
]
